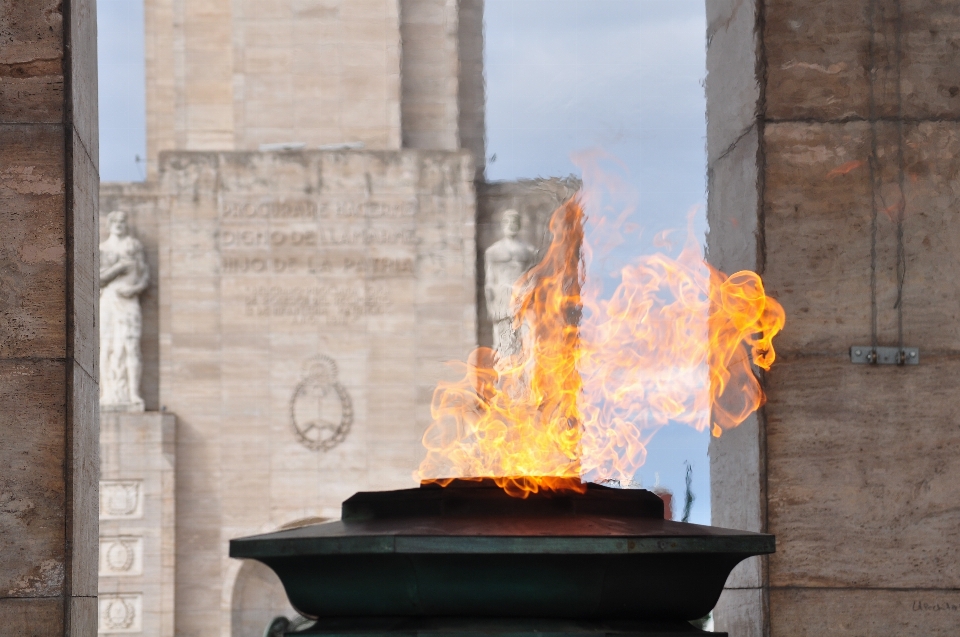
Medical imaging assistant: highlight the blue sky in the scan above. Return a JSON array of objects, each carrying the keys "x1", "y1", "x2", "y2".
[
  {"x1": 98, "y1": 0, "x2": 148, "y2": 181},
  {"x1": 486, "y1": 0, "x2": 709, "y2": 522},
  {"x1": 97, "y1": 0, "x2": 711, "y2": 523}
]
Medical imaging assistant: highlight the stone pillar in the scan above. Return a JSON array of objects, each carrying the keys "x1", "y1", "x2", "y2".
[
  {"x1": 707, "y1": 1, "x2": 960, "y2": 635},
  {"x1": 145, "y1": 0, "x2": 407, "y2": 177},
  {"x1": 457, "y1": 0, "x2": 486, "y2": 179},
  {"x1": 99, "y1": 413, "x2": 176, "y2": 636},
  {"x1": 0, "y1": 0, "x2": 100, "y2": 634},
  {"x1": 400, "y1": 0, "x2": 461, "y2": 151},
  {"x1": 400, "y1": 0, "x2": 486, "y2": 177},
  {"x1": 152, "y1": 149, "x2": 477, "y2": 637}
]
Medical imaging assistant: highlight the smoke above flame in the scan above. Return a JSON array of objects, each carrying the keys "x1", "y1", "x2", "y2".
[{"x1": 418, "y1": 161, "x2": 785, "y2": 498}]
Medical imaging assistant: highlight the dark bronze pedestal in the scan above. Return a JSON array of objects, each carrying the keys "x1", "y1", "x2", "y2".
[
  {"x1": 292, "y1": 617, "x2": 722, "y2": 637},
  {"x1": 231, "y1": 479, "x2": 772, "y2": 636}
]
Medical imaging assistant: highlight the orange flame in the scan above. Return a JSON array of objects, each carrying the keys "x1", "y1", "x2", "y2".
[{"x1": 418, "y1": 197, "x2": 785, "y2": 497}]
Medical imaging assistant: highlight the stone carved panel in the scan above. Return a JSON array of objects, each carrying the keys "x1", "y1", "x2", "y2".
[
  {"x1": 218, "y1": 196, "x2": 428, "y2": 329},
  {"x1": 99, "y1": 593, "x2": 143, "y2": 633},
  {"x1": 157, "y1": 151, "x2": 476, "y2": 637},
  {"x1": 290, "y1": 356, "x2": 353, "y2": 452},
  {"x1": 99, "y1": 480, "x2": 144, "y2": 520},
  {"x1": 99, "y1": 536, "x2": 144, "y2": 576}
]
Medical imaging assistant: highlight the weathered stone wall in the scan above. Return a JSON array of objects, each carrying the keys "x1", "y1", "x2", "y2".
[
  {"x1": 145, "y1": 0, "x2": 485, "y2": 180},
  {"x1": 476, "y1": 178, "x2": 580, "y2": 348},
  {"x1": 401, "y1": 0, "x2": 460, "y2": 151},
  {"x1": 144, "y1": 0, "x2": 485, "y2": 179},
  {"x1": 150, "y1": 149, "x2": 476, "y2": 636},
  {"x1": 0, "y1": 0, "x2": 100, "y2": 633},
  {"x1": 399, "y1": 0, "x2": 486, "y2": 177},
  {"x1": 144, "y1": 0, "x2": 405, "y2": 177},
  {"x1": 707, "y1": 1, "x2": 960, "y2": 635},
  {"x1": 144, "y1": 0, "x2": 235, "y2": 176},
  {"x1": 230, "y1": 0, "x2": 403, "y2": 152},
  {"x1": 457, "y1": 0, "x2": 486, "y2": 179}
]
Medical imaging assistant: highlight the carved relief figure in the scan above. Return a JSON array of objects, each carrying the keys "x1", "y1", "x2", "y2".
[
  {"x1": 484, "y1": 209, "x2": 537, "y2": 358},
  {"x1": 100, "y1": 211, "x2": 149, "y2": 411}
]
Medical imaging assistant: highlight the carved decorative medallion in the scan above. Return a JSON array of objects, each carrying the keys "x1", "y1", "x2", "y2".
[
  {"x1": 98, "y1": 594, "x2": 142, "y2": 633},
  {"x1": 99, "y1": 536, "x2": 143, "y2": 576},
  {"x1": 99, "y1": 481, "x2": 143, "y2": 520},
  {"x1": 290, "y1": 355, "x2": 353, "y2": 451}
]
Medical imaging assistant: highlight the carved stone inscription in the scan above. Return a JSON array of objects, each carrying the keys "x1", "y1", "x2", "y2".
[
  {"x1": 220, "y1": 226, "x2": 417, "y2": 248},
  {"x1": 221, "y1": 198, "x2": 416, "y2": 220},
  {"x1": 243, "y1": 285, "x2": 390, "y2": 323},
  {"x1": 221, "y1": 255, "x2": 414, "y2": 276},
  {"x1": 219, "y1": 197, "x2": 417, "y2": 325}
]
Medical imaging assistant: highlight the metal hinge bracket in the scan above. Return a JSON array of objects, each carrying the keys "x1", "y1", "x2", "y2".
[{"x1": 850, "y1": 346, "x2": 919, "y2": 365}]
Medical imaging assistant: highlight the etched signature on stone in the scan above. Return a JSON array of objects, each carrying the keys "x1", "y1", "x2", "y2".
[
  {"x1": 290, "y1": 356, "x2": 353, "y2": 452},
  {"x1": 913, "y1": 600, "x2": 960, "y2": 612},
  {"x1": 99, "y1": 481, "x2": 143, "y2": 520},
  {"x1": 99, "y1": 594, "x2": 142, "y2": 633}
]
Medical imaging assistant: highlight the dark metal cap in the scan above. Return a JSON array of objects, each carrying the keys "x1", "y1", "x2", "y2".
[{"x1": 341, "y1": 478, "x2": 665, "y2": 521}]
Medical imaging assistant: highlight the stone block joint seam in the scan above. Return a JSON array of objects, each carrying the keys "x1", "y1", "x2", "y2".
[
  {"x1": 864, "y1": 0, "x2": 912, "y2": 366},
  {"x1": 62, "y1": 0, "x2": 79, "y2": 629},
  {"x1": 756, "y1": 2, "x2": 770, "y2": 636}
]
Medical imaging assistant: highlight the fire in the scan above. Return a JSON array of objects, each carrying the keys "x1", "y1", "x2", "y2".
[{"x1": 418, "y1": 196, "x2": 784, "y2": 498}]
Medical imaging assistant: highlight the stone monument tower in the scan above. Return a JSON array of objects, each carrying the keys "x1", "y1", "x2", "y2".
[
  {"x1": 141, "y1": 0, "x2": 486, "y2": 179},
  {"x1": 97, "y1": 2, "x2": 495, "y2": 635},
  {"x1": 99, "y1": 2, "x2": 582, "y2": 634}
]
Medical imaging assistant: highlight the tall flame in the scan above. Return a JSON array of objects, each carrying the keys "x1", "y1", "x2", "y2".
[{"x1": 418, "y1": 196, "x2": 784, "y2": 497}]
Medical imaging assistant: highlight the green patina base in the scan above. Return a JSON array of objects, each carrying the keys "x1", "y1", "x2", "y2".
[{"x1": 232, "y1": 479, "x2": 772, "y2": 628}]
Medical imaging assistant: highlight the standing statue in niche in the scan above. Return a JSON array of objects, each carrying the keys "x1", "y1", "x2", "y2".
[
  {"x1": 100, "y1": 211, "x2": 149, "y2": 412},
  {"x1": 484, "y1": 209, "x2": 537, "y2": 359}
]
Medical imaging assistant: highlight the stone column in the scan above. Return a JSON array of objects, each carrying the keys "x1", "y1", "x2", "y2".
[
  {"x1": 99, "y1": 413, "x2": 176, "y2": 636},
  {"x1": 400, "y1": 0, "x2": 461, "y2": 151},
  {"x1": 0, "y1": 0, "x2": 100, "y2": 634},
  {"x1": 400, "y1": 0, "x2": 486, "y2": 177},
  {"x1": 707, "y1": 1, "x2": 960, "y2": 635},
  {"x1": 457, "y1": 0, "x2": 486, "y2": 179}
]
